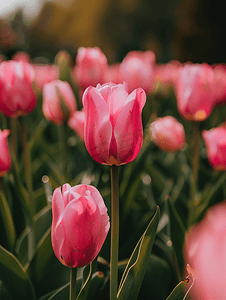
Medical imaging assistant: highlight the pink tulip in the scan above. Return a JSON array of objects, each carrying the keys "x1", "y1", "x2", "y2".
[
  {"x1": 175, "y1": 63, "x2": 214, "y2": 121},
  {"x1": 0, "y1": 129, "x2": 11, "y2": 177},
  {"x1": 43, "y1": 80, "x2": 77, "y2": 125},
  {"x1": 184, "y1": 200, "x2": 226, "y2": 300},
  {"x1": 82, "y1": 83, "x2": 146, "y2": 165},
  {"x1": 150, "y1": 116, "x2": 185, "y2": 152},
  {"x1": 120, "y1": 50, "x2": 155, "y2": 94},
  {"x1": 74, "y1": 47, "x2": 108, "y2": 91},
  {"x1": 51, "y1": 183, "x2": 110, "y2": 268},
  {"x1": 33, "y1": 64, "x2": 59, "y2": 91},
  {"x1": 68, "y1": 110, "x2": 85, "y2": 140},
  {"x1": 12, "y1": 51, "x2": 31, "y2": 63},
  {"x1": 0, "y1": 61, "x2": 36, "y2": 118},
  {"x1": 105, "y1": 63, "x2": 123, "y2": 84},
  {"x1": 212, "y1": 64, "x2": 226, "y2": 106},
  {"x1": 202, "y1": 125, "x2": 226, "y2": 171},
  {"x1": 152, "y1": 60, "x2": 181, "y2": 96}
]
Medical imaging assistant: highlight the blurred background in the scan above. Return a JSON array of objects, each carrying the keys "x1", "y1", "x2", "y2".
[{"x1": 0, "y1": 0, "x2": 225, "y2": 64}]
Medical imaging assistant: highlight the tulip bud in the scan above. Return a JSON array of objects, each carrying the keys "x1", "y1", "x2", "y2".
[
  {"x1": 0, "y1": 129, "x2": 11, "y2": 177},
  {"x1": 51, "y1": 184, "x2": 110, "y2": 268},
  {"x1": 68, "y1": 110, "x2": 85, "y2": 140},
  {"x1": 43, "y1": 80, "x2": 77, "y2": 125},
  {"x1": 12, "y1": 51, "x2": 31, "y2": 63},
  {"x1": 202, "y1": 125, "x2": 226, "y2": 171},
  {"x1": 120, "y1": 50, "x2": 155, "y2": 94},
  {"x1": 212, "y1": 64, "x2": 226, "y2": 106},
  {"x1": 150, "y1": 116, "x2": 186, "y2": 152},
  {"x1": 74, "y1": 47, "x2": 108, "y2": 92},
  {"x1": 175, "y1": 63, "x2": 214, "y2": 121},
  {"x1": 0, "y1": 61, "x2": 37, "y2": 118},
  {"x1": 82, "y1": 83, "x2": 146, "y2": 165},
  {"x1": 184, "y1": 200, "x2": 226, "y2": 299},
  {"x1": 33, "y1": 64, "x2": 59, "y2": 92},
  {"x1": 55, "y1": 50, "x2": 73, "y2": 83}
]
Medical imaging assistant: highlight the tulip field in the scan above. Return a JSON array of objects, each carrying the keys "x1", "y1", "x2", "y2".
[{"x1": 0, "y1": 48, "x2": 226, "y2": 300}]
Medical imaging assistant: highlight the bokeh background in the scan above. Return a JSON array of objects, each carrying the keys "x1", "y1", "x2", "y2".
[{"x1": 0, "y1": 0, "x2": 225, "y2": 64}]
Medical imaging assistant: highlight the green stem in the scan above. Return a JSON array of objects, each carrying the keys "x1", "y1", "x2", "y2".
[
  {"x1": 10, "y1": 118, "x2": 17, "y2": 158},
  {"x1": 58, "y1": 123, "x2": 68, "y2": 184},
  {"x1": 70, "y1": 268, "x2": 77, "y2": 300},
  {"x1": 188, "y1": 122, "x2": 200, "y2": 227},
  {"x1": 110, "y1": 165, "x2": 119, "y2": 300},
  {"x1": 18, "y1": 117, "x2": 34, "y2": 261}
]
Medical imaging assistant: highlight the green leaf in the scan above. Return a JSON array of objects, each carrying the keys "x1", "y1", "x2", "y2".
[
  {"x1": 117, "y1": 206, "x2": 160, "y2": 300},
  {"x1": 166, "y1": 276, "x2": 194, "y2": 300},
  {"x1": 0, "y1": 245, "x2": 36, "y2": 300},
  {"x1": 167, "y1": 199, "x2": 186, "y2": 279},
  {"x1": 76, "y1": 261, "x2": 93, "y2": 300},
  {"x1": 15, "y1": 205, "x2": 52, "y2": 266},
  {"x1": 86, "y1": 271, "x2": 105, "y2": 300},
  {"x1": 26, "y1": 227, "x2": 70, "y2": 298},
  {"x1": 47, "y1": 283, "x2": 70, "y2": 300},
  {"x1": 0, "y1": 190, "x2": 16, "y2": 251}
]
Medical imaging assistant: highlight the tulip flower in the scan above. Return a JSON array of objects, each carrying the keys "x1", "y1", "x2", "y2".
[
  {"x1": 12, "y1": 51, "x2": 31, "y2": 63},
  {"x1": 74, "y1": 47, "x2": 108, "y2": 92},
  {"x1": 0, "y1": 61, "x2": 36, "y2": 118},
  {"x1": 212, "y1": 64, "x2": 226, "y2": 106},
  {"x1": 120, "y1": 50, "x2": 155, "y2": 94},
  {"x1": 43, "y1": 80, "x2": 77, "y2": 125},
  {"x1": 33, "y1": 64, "x2": 59, "y2": 92},
  {"x1": 68, "y1": 110, "x2": 85, "y2": 140},
  {"x1": 175, "y1": 63, "x2": 214, "y2": 121},
  {"x1": 152, "y1": 60, "x2": 181, "y2": 97},
  {"x1": 82, "y1": 83, "x2": 146, "y2": 165},
  {"x1": 105, "y1": 63, "x2": 123, "y2": 84},
  {"x1": 202, "y1": 125, "x2": 226, "y2": 171},
  {"x1": 184, "y1": 200, "x2": 226, "y2": 299},
  {"x1": 0, "y1": 129, "x2": 11, "y2": 177},
  {"x1": 51, "y1": 183, "x2": 110, "y2": 268},
  {"x1": 150, "y1": 116, "x2": 185, "y2": 152}
]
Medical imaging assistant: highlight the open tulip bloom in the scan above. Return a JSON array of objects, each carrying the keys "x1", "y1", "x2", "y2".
[{"x1": 82, "y1": 83, "x2": 146, "y2": 166}]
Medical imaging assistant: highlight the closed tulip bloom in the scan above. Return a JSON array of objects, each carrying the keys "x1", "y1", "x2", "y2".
[
  {"x1": 175, "y1": 63, "x2": 214, "y2": 121},
  {"x1": 202, "y1": 125, "x2": 226, "y2": 171},
  {"x1": 43, "y1": 80, "x2": 77, "y2": 125},
  {"x1": 33, "y1": 64, "x2": 59, "y2": 92},
  {"x1": 105, "y1": 63, "x2": 123, "y2": 84},
  {"x1": 212, "y1": 64, "x2": 226, "y2": 106},
  {"x1": 184, "y1": 201, "x2": 226, "y2": 299},
  {"x1": 74, "y1": 47, "x2": 108, "y2": 91},
  {"x1": 0, "y1": 129, "x2": 11, "y2": 177},
  {"x1": 82, "y1": 83, "x2": 146, "y2": 165},
  {"x1": 150, "y1": 116, "x2": 185, "y2": 152},
  {"x1": 0, "y1": 61, "x2": 36, "y2": 117},
  {"x1": 120, "y1": 50, "x2": 155, "y2": 94},
  {"x1": 51, "y1": 184, "x2": 110, "y2": 268},
  {"x1": 68, "y1": 110, "x2": 85, "y2": 140}
]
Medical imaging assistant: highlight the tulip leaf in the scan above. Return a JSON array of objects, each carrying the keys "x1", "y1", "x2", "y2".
[
  {"x1": 167, "y1": 199, "x2": 186, "y2": 279},
  {"x1": 166, "y1": 276, "x2": 194, "y2": 300},
  {"x1": 16, "y1": 205, "x2": 52, "y2": 266},
  {"x1": 10, "y1": 152, "x2": 32, "y2": 225},
  {"x1": 0, "y1": 245, "x2": 36, "y2": 300},
  {"x1": 117, "y1": 206, "x2": 160, "y2": 300},
  {"x1": 86, "y1": 271, "x2": 105, "y2": 300},
  {"x1": 26, "y1": 227, "x2": 70, "y2": 298},
  {"x1": 76, "y1": 262, "x2": 93, "y2": 300},
  {"x1": 0, "y1": 190, "x2": 16, "y2": 251},
  {"x1": 46, "y1": 283, "x2": 70, "y2": 300}
]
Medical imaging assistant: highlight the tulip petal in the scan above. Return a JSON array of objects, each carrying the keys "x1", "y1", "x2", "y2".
[
  {"x1": 83, "y1": 86, "x2": 112, "y2": 164},
  {"x1": 60, "y1": 196, "x2": 101, "y2": 267},
  {"x1": 114, "y1": 88, "x2": 146, "y2": 165}
]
